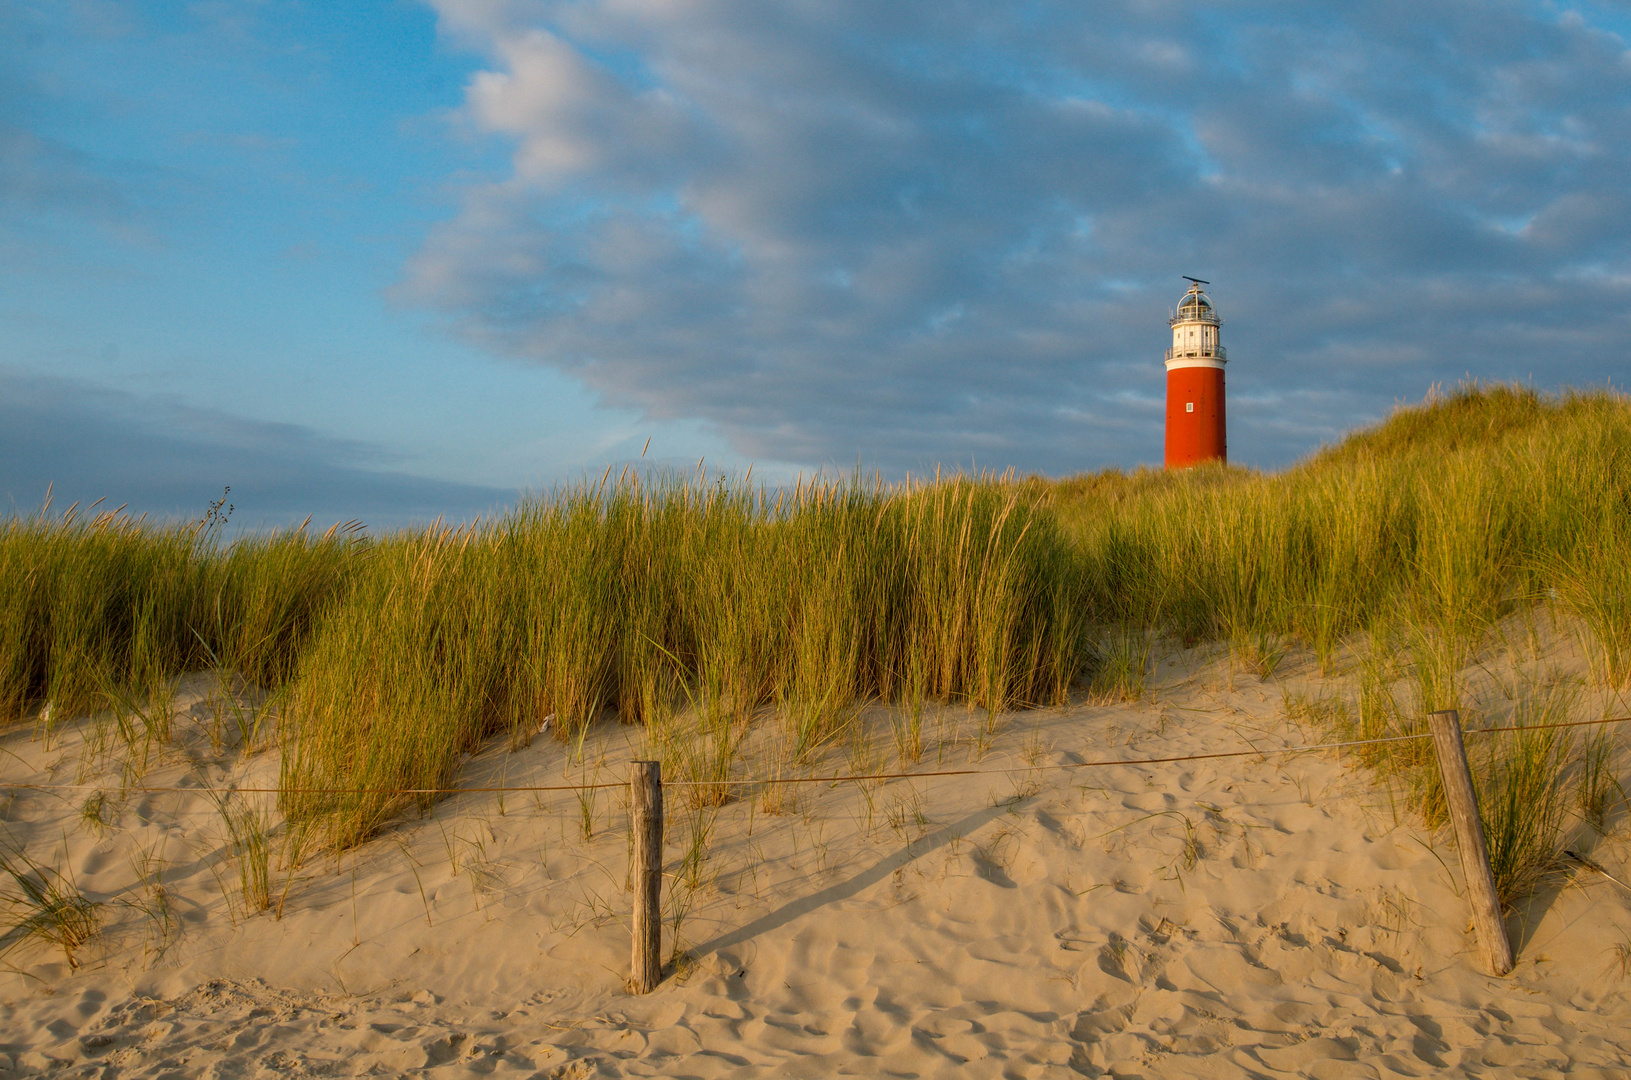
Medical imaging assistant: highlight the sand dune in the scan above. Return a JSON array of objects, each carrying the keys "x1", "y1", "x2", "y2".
[{"x1": 3, "y1": 631, "x2": 1630, "y2": 1077}]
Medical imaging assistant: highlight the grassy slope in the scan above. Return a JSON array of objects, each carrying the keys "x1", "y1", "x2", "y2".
[
  {"x1": 2, "y1": 382, "x2": 1627, "y2": 895},
  {"x1": 1044, "y1": 382, "x2": 1631, "y2": 904},
  {"x1": 0, "y1": 477, "x2": 1085, "y2": 849},
  {"x1": 1050, "y1": 383, "x2": 1631, "y2": 676}
]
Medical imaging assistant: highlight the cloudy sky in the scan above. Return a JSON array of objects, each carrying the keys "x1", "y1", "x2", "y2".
[{"x1": 4, "y1": 1, "x2": 1629, "y2": 528}]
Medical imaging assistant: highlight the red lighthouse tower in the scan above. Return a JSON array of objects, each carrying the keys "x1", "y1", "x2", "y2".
[{"x1": 1164, "y1": 277, "x2": 1226, "y2": 468}]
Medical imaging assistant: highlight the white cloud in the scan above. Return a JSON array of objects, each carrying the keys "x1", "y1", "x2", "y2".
[{"x1": 465, "y1": 28, "x2": 699, "y2": 187}]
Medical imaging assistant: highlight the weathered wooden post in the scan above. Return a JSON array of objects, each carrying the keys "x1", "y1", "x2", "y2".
[
  {"x1": 629, "y1": 760, "x2": 663, "y2": 993},
  {"x1": 1427, "y1": 709, "x2": 1514, "y2": 976}
]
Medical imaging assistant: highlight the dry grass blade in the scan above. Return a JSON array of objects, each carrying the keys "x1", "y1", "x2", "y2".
[{"x1": 1565, "y1": 850, "x2": 1631, "y2": 896}]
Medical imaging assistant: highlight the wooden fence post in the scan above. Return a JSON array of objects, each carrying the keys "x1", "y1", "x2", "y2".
[
  {"x1": 629, "y1": 760, "x2": 663, "y2": 993},
  {"x1": 1427, "y1": 709, "x2": 1515, "y2": 976}
]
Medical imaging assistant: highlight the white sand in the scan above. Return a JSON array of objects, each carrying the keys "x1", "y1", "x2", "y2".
[{"x1": 3, "y1": 626, "x2": 1630, "y2": 1078}]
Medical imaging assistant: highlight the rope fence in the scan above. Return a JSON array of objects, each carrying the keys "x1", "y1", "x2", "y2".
[{"x1": 6, "y1": 714, "x2": 1627, "y2": 796}]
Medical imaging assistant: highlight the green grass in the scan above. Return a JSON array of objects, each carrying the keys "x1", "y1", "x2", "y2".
[
  {"x1": 0, "y1": 506, "x2": 356, "y2": 735},
  {"x1": 278, "y1": 473, "x2": 1084, "y2": 847},
  {"x1": 2, "y1": 381, "x2": 1628, "y2": 914},
  {"x1": 0, "y1": 472, "x2": 1087, "y2": 850},
  {"x1": 1050, "y1": 383, "x2": 1631, "y2": 673}
]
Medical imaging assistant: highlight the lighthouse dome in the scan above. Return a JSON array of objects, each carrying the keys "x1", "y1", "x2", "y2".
[{"x1": 1170, "y1": 284, "x2": 1220, "y2": 327}]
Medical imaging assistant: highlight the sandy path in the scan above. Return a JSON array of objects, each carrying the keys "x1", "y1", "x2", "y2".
[{"x1": 2, "y1": 642, "x2": 1630, "y2": 1077}]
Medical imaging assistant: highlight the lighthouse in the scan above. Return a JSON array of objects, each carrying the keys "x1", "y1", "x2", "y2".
[{"x1": 1164, "y1": 277, "x2": 1227, "y2": 468}]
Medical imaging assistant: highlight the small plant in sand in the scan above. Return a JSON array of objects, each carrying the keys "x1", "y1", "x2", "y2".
[
  {"x1": 125, "y1": 837, "x2": 176, "y2": 959},
  {"x1": 1474, "y1": 686, "x2": 1576, "y2": 909},
  {"x1": 192, "y1": 632, "x2": 279, "y2": 753},
  {"x1": 1608, "y1": 932, "x2": 1631, "y2": 982},
  {"x1": 755, "y1": 756, "x2": 796, "y2": 817},
  {"x1": 884, "y1": 786, "x2": 930, "y2": 844},
  {"x1": 853, "y1": 779, "x2": 880, "y2": 837},
  {"x1": 891, "y1": 633, "x2": 931, "y2": 765},
  {"x1": 78, "y1": 790, "x2": 112, "y2": 836},
  {"x1": 1230, "y1": 624, "x2": 1287, "y2": 682},
  {"x1": 1576, "y1": 726, "x2": 1626, "y2": 831},
  {"x1": 1100, "y1": 933, "x2": 1134, "y2": 980},
  {"x1": 208, "y1": 789, "x2": 284, "y2": 917},
  {"x1": 94, "y1": 670, "x2": 177, "y2": 782},
  {"x1": 1410, "y1": 626, "x2": 1471, "y2": 718},
  {"x1": 890, "y1": 704, "x2": 924, "y2": 767},
  {"x1": 675, "y1": 804, "x2": 720, "y2": 898},
  {"x1": 441, "y1": 821, "x2": 504, "y2": 910},
  {"x1": 0, "y1": 843, "x2": 101, "y2": 969},
  {"x1": 573, "y1": 768, "x2": 601, "y2": 842},
  {"x1": 1003, "y1": 768, "x2": 1043, "y2": 807},
  {"x1": 845, "y1": 711, "x2": 879, "y2": 778},
  {"x1": 650, "y1": 704, "x2": 743, "y2": 812},
  {"x1": 1086, "y1": 625, "x2": 1151, "y2": 703}
]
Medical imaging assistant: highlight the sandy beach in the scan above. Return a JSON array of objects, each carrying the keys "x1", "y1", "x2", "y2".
[{"x1": 3, "y1": 623, "x2": 1629, "y2": 1078}]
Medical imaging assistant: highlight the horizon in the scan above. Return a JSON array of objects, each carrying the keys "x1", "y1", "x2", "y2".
[
  {"x1": 13, "y1": 377, "x2": 1612, "y2": 541},
  {"x1": 5, "y1": 1, "x2": 1629, "y2": 530}
]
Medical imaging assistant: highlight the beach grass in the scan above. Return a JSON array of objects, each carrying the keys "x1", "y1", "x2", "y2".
[
  {"x1": 1047, "y1": 382, "x2": 1631, "y2": 906},
  {"x1": 0, "y1": 843, "x2": 101, "y2": 970},
  {"x1": 2, "y1": 382, "x2": 1628, "y2": 909},
  {"x1": 277, "y1": 472, "x2": 1084, "y2": 847}
]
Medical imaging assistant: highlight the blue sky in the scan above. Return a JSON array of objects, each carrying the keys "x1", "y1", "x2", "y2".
[{"x1": 4, "y1": 1, "x2": 1630, "y2": 528}]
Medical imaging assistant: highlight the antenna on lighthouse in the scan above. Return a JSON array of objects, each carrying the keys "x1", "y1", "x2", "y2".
[{"x1": 1181, "y1": 275, "x2": 1210, "y2": 286}]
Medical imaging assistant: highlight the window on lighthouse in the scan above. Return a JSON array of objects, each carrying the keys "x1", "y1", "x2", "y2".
[{"x1": 1186, "y1": 402, "x2": 1194, "y2": 413}]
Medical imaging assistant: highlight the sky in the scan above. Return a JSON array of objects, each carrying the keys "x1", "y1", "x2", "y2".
[{"x1": 4, "y1": 0, "x2": 1629, "y2": 530}]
